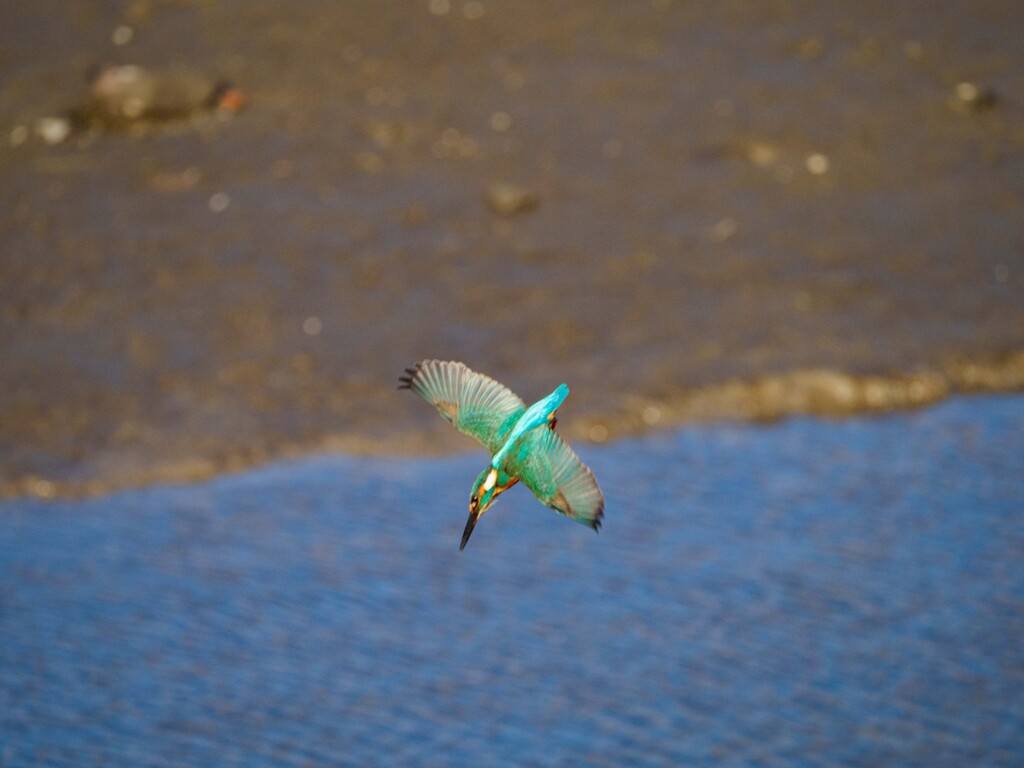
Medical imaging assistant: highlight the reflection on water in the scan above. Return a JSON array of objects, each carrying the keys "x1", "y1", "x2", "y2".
[{"x1": 2, "y1": 396, "x2": 1022, "y2": 766}]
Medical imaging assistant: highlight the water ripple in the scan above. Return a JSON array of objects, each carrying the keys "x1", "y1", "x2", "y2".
[{"x1": 2, "y1": 396, "x2": 1022, "y2": 766}]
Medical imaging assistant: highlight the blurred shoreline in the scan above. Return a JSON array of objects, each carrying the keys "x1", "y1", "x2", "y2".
[{"x1": 8, "y1": 361, "x2": 1023, "y2": 502}]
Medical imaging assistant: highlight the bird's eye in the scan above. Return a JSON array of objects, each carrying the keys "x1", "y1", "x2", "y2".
[{"x1": 471, "y1": 495, "x2": 478, "y2": 504}]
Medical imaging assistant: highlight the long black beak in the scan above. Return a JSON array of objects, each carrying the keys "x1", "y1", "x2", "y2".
[{"x1": 460, "y1": 510, "x2": 481, "y2": 551}]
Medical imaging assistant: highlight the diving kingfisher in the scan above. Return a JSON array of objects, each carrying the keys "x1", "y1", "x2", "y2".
[{"x1": 399, "y1": 360, "x2": 605, "y2": 550}]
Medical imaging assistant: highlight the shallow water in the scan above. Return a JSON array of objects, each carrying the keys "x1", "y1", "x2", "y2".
[{"x1": 2, "y1": 395, "x2": 1022, "y2": 766}]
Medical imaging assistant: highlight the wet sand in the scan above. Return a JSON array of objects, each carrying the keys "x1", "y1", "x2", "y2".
[{"x1": 2, "y1": 2, "x2": 1023, "y2": 497}]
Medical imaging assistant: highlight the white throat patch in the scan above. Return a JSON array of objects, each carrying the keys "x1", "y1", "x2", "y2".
[{"x1": 483, "y1": 469, "x2": 498, "y2": 491}]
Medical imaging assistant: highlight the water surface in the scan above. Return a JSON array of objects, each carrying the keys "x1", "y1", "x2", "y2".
[{"x1": 2, "y1": 396, "x2": 1022, "y2": 766}]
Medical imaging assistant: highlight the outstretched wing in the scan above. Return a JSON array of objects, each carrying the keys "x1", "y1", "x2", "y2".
[
  {"x1": 504, "y1": 427, "x2": 605, "y2": 530},
  {"x1": 399, "y1": 360, "x2": 525, "y2": 454}
]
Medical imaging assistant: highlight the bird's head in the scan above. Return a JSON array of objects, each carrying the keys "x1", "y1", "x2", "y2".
[{"x1": 461, "y1": 466, "x2": 515, "y2": 550}]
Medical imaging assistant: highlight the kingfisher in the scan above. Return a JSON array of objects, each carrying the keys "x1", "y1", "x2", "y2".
[{"x1": 399, "y1": 360, "x2": 605, "y2": 550}]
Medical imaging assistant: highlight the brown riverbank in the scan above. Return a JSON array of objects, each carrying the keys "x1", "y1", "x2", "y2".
[
  {"x1": 2, "y1": 1, "x2": 1023, "y2": 499},
  {"x1": 7, "y1": 354, "x2": 1024, "y2": 501}
]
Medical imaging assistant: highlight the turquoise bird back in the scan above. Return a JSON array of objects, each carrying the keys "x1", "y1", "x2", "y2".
[{"x1": 490, "y1": 383, "x2": 568, "y2": 468}]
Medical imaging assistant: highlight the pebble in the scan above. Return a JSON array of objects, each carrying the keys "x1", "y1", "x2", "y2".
[
  {"x1": 35, "y1": 117, "x2": 71, "y2": 144},
  {"x1": 486, "y1": 182, "x2": 539, "y2": 216},
  {"x1": 112, "y1": 25, "x2": 134, "y2": 45},
  {"x1": 489, "y1": 111, "x2": 512, "y2": 132},
  {"x1": 806, "y1": 153, "x2": 830, "y2": 175},
  {"x1": 209, "y1": 192, "x2": 231, "y2": 213},
  {"x1": 641, "y1": 406, "x2": 662, "y2": 425},
  {"x1": 9, "y1": 125, "x2": 28, "y2": 146},
  {"x1": 950, "y1": 82, "x2": 998, "y2": 113},
  {"x1": 68, "y1": 65, "x2": 245, "y2": 133},
  {"x1": 710, "y1": 217, "x2": 738, "y2": 242}
]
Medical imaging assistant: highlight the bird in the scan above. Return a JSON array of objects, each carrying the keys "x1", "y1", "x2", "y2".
[{"x1": 399, "y1": 360, "x2": 604, "y2": 550}]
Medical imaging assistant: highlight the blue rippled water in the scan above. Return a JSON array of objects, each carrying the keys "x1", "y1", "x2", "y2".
[{"x1": 2, "y1": 396, "x2": 1023, "y2": 766}]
